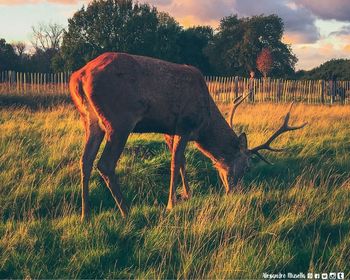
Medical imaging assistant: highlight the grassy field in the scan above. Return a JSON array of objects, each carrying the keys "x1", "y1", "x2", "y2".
[{"x1": 0, "y1": 93, "x2": 349, "y2": 279}]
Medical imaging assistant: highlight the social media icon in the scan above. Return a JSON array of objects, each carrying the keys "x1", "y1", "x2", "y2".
[
  {"x1": 322, "y1": 273, "x2": 328, "y2": 279},
  {"x1": 329, "y1": 273, "x2": 336, "y2": 280},
  {"x1": 314, "y1": 274, "x2": 320, "y2": 279},
  {"x1": 337, "y1": 272, "x2": 344, "y2": 279}
]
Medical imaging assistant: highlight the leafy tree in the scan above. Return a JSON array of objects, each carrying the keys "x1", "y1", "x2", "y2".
[
  {"x1": 177, "y1": 26, "x2": 214, "y2": 74},
  {"x1": 11, "y1": 41, "x2": 34, "y2": 72},
  {"x1": 206, "y1": 14, "x2": 297, "y2": 77},
  {"x1": 0, "y1": 39, "x2": 18, "y2": 71},
  {"x1": 296, "y1": 59, "x2": 350, "y2": 80},
  {"x1": 30, "y1": 49, "x2": 59, "y2": 73},
  {"x1": 59, "y1": 0, "x2": 184, "y2": 71},
  {"x1": 256, "y1": 47, "x2": 273, "y2": 77},
  {"x1": 153, "y1": 12, "x2": 182, "y2": 62}
]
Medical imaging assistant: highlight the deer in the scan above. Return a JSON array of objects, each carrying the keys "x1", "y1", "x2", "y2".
[{"x1": 69, "y1": 52, "x2": 306, "y2": 221}]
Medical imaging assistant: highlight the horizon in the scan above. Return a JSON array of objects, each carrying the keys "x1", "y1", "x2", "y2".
[{"x1": 0, "y1": 0, "x2": 349, "y2": 71}]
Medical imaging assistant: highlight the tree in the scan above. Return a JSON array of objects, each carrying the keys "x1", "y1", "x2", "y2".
[
  {"x1": 30, "y1": 22, "x2": 65, "y2": 72},
  {"x1": 177, "y1": 26, "x2": 214, "y2": 74},
  {"x1": 296, "y1": 59, "x2": 350, "y2": 80},
  {"x1": 11, "y1": 41, "x2": 34, "y2": 72},
  {"x1": 256, "y1": 48, "x2": 273, "y2": 78},
  {"x1": 206, "y1": 14, "x2": 297, "y2": 77},
  {"x1": 59, "y1": 0, "x2": 183, "y2": 71},
  {"x1": 152, "y1": 12, "x2": 182, "y2": 62},
  {"x1": 31, "y1": 22, "x2": 64, "y2": 52},
  {"x1": 12, "y1": 42, "x2": 26, "y2": 58},
  {"x1": 0, "y1": 39, "x2": 18, "y2": 71},
  {"x1": 30, "y1": 49, "x2": 60, "y2": 72}
]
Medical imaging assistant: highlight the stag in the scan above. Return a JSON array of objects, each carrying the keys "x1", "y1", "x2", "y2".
[{"x1": 70, "y1": 52, "x2": 306, "y2": 220}]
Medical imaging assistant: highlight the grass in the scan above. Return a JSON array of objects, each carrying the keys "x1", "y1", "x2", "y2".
[{"x1": 0, "y1": 93, "x2": 349, "y2": 279}]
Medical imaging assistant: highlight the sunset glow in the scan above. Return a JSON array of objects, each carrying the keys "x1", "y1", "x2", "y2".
[{"x1": 0, "y1": 0, "x2": 349, "y2": 70}]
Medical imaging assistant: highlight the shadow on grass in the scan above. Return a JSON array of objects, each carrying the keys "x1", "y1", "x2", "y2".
[
  {"x1": 77, "y1": 139, "x2": 350, "y2": 215},
  {"x1": 2, "y1": 132, "x2": 348, "y2": 223},
  {"x1": 0, "y1": 93, "x2": 72, "y2": 110},
  {"x1": 245, "y1": 145, "x2": 349, "y2": 190},
  {"x1": 278, "y1": 221, "x2": 350, "y2": 273}
]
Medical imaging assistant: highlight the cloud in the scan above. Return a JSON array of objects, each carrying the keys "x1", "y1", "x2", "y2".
[
  {"x1": 293, "y1": 38, "x2": 350, "y2": 70},
  {"x1": 233, "y1": 0, "x2": 319, "y2": 43},
  {"x1": 344, "y1": 45, "x2": 350, "y2": 53},
  {"x1": 329, "y1": 25, "x2": 350, "y2": 36},
  {"x1": 0, "y1": 0, "x2": 82, "y2": 5},
  {"x1": 147, "y1": 0, "x2": 320, "y2": 44},
  {"x1": 148, "y1": 0, "x2": 234, "y2": 24},
  {"x1": 294, "y1": 0, "x2": 350, "y2": 22},
  {"x1": 149, "y1": 0, "x2": 172, "y2": 5},
  {"x1": 1, "y1": 0, "x2": 331, "y2": 45}
]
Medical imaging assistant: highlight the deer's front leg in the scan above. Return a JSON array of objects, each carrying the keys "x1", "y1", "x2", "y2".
[
  {"x1": 164, "y1": 134, "x2": 191, "y2": 200},
  {"x1": 166, "y1": 135, "x2": 189, "y2": 210}
]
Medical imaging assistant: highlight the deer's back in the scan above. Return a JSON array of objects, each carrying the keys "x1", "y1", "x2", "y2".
[{"x1": 73, "y1": 52, "x2": 211, "y2": 136}]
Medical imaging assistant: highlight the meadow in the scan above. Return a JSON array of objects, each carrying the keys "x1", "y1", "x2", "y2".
[{"x1": 0, "y1": 93, "x2": 349, "y2": 279}]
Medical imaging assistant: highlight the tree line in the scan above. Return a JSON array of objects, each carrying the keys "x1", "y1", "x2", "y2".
[
  {"x1": 296, "y1": 59, "x2": 350, "y2": 80},
  {"x1": 1, "y1": 0, "x2": 298, "y2": 77}
]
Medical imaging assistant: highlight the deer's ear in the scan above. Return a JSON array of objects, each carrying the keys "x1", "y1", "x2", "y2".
[{"x1": 238, "y1": 133, "x2": 248, "y2": 150}]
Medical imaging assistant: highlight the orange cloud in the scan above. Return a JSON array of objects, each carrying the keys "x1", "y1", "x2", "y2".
[
  {"x1": 344, "y1": 45, "x2": 350, "y2": 53},
  {"x1": 283, "y1": 30, "x2": 321, "y2": 45},
  {"x1": 283, "y1": 33, "x2": 306, "y2": 44},
  {"x1": 293, "y1": 42, "x2": 349, "y2": 70},
  {"x1": 0, "y1": 0, "x2": 82, "y2": 5},
  {"x1": 175, "y1": 15, "x2": 219, "y2": 28}
]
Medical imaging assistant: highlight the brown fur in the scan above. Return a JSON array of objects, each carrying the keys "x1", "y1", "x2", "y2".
[{"x1": 70, "y1": 52, "x2": 248, "y2": 220}]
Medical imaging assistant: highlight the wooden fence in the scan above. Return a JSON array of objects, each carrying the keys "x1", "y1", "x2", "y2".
[
  {"x1": 1, "y1": 70, "x2": 349, "y2": 104},
  {"x1": 205, "y1": 76, "x2": 350, "y2": 104},
  {"x1": 0, "y1": 71, "x2": 70, "y2": 95}
]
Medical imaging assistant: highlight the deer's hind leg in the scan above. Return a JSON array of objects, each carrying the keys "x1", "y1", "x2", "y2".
[
  {"x1": 80, "y1": 108, "x2": 105, "y2": 221},
  {"x1": 164, "y1": 134, "x2": 191, "y2": 201},
  {"x1": 96, "y1": 119, "x2": 135, "y2": 218}
]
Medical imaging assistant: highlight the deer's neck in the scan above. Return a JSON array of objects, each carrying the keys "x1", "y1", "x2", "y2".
[{"x1": 195, "y1": 102, "x2": 240, "y2": 166}]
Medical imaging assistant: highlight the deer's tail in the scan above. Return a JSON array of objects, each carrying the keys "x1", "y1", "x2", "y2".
[{"x1": 69, "y1": 71, "x2": 87, "y2": 117}]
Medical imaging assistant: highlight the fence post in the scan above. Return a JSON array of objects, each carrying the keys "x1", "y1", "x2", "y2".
[
  {"x1": 16, "y1": 71, "x2": 19, "y2": 93},
  {"x1": 321, "y1": 80, "x2": 325, "y2": 104},
  {"x1": 234, "y1": 76, "x2": 239, "y2": 99},
  {"x1": 23, "y1": 72, "x2": 26, "y2": 94},
  {"x1": 277, "y1": 79, "x2": 282, "y2": 102},
  {"x1": 340, "y1": 81, "x2": 345, "y2": 105},
  {"x1": 330, "y1": 79, "x2": 336, "y2": 105}
]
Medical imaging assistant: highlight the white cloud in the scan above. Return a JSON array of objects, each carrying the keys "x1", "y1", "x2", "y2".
[
  {"x1": 147, "y1": 0, "x2": 320, "y2": 44},
  {"x1": 295, "y1": 0, "x2": 350, "y2": 22}
]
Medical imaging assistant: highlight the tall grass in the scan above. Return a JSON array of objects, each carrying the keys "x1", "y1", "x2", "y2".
[{"x1": 0, "y1": 95, "x2": 349, "y2": 278}]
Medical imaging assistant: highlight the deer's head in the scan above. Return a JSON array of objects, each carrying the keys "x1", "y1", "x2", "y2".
[{"x1": 219, "y1": 96, "x2": 307, "y2": 193}]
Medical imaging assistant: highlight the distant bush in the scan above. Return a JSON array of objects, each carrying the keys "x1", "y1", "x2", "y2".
[{"x1": 296, "y1": 59, "x2": 350, "y2": 80}]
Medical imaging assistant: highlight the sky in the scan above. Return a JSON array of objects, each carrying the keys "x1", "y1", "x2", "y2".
[{"x1": 0, "y1": 0, "x2": 349, "y2": 70}]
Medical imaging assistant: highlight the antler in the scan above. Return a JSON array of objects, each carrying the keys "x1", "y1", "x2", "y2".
[
  {"x1": 249, "y1": 102, "x2": 307, "y2": 164},
  {"x1": 229, "y1": 93, "x2": 249, "y2": 129}
]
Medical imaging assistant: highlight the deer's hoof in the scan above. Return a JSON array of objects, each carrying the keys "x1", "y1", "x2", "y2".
[
  {"x1": 180, "y1": 192, "x2": 191, "y2": 201},
  {"x1": 166, "y1": 203, "x2": 174, "y2": 211},
  {"x1": 119, "y1": 208, "x2": 129, "y2": 219},
  {"x1": 81, "y1": 213, "x2": 90, "y2": 223}
]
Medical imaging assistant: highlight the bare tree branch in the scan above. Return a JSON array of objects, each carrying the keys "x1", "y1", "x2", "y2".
[
  {"x1": 12, "y1": 42, "x2": 26, "y2": 57},
  {"x1": 31, "y1": 22, "x2": 64, "y2": 51}
]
